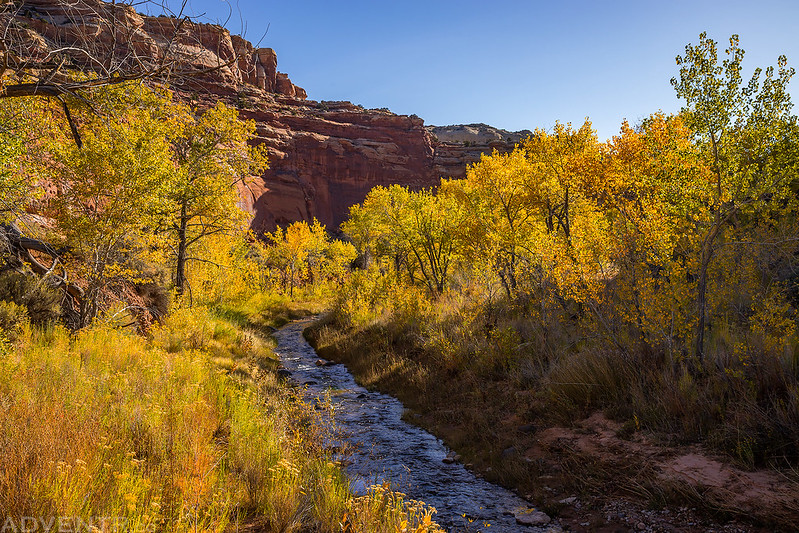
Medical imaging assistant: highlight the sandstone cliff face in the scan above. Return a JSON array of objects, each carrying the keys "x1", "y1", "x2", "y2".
[
  {"x1": 229, "y1": 95, "x2": 439, "y2": 232},
  {"x1": 428, "y1": 123, "x2": 532, "y2": 146},
  {"x1": 427, "y1": 124, "x2": 530, "y2": 179},
  {"x1": 229, "y1": 95, "x2": 523, "y2": 230},
  {"x1": 14, "y1": 0, "x2": 306, "y2": 99},
  {"x1": 15, "y1": 0, "x2": 517, "y2": 232}
]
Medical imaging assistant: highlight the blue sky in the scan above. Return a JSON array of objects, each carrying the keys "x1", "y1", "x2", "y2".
[{"x1": 164, "y1": 0, "x2": 799, "y2": 141}]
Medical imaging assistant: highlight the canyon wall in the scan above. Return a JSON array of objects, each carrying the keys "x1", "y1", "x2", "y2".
[
  {"x1": 14, "y1": 0, "x2": 525, "y2": 232},
  {"x1": 216, "y1": 95, "x2": 525, "y2": 232}
]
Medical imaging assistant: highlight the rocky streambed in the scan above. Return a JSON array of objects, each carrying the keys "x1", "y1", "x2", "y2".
[{"x1": 273, "y1": 318, "x2": 562, "y2": 532}]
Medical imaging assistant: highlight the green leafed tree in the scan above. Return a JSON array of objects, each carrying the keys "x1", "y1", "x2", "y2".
[
  {"x1": 343, "y1": 184, "x2": 466, "y2": 295},
  {"x1": 671, "y1": 32, "x2": 799, "y2": 361}
]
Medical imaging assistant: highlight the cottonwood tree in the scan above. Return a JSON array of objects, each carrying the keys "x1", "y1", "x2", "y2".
[
  {"x1": 442, "y1": 149, "x2": 537, "y2": 297},
  {"x1": 344, "y1": 185, "x2": 466, "y2": 295},
  {"x1": 343, "y1": 185, "x2": 411, "y2": 278},
  {"x1": 671, "y1": 32, "x2": 799, "y2": 361},
  {"x1": 0, "y1": 100, "x2": 36, "y2": 219},
  {"x1": 521, "y1": 120, "x2": 600, "y2": 242},
  {"x1": 589, "y1": 114, "x2": 705, "y2": 352},
  {"x1": 265, "y1": 220, "x2": 344, "y2": 297},
  {"x1": 46, "y1": 83, "x2": 177, "y2": 327},
  {"x1": 519, "y1": 122, "x2": 608, "y2": 307},
  {"x1": 0, "y1": 0, "x2": 242, "y2": 148},
  {"x1": 1, "y1": 89, "x2": 266, "y2": 325},
  {"x1": 0, "y1": 0, "x2": 268, "y2": 323},
  {"x1": 0, "y1": 0, "x2": 251, "y2": 282},
  {"x1": 161, "y1": 101, "x2": 267, "y2": 296}
]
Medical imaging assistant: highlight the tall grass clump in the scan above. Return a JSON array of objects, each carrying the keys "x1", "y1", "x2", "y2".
[{"x1": 0, "y1": 299, "x2": 443, "y2": 532}]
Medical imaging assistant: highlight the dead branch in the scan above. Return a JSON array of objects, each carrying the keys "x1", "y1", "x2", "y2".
[
  {"x1": 1, "y1": 222, "x2": 84, "y2": 300},
  {"x1": 0, "y1": 0, "x2": 244, "y2": 103}
]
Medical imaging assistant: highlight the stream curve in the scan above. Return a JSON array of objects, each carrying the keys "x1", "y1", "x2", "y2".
[{"x1": 273, "y1": 318, "x2": 562, "y2": 533}]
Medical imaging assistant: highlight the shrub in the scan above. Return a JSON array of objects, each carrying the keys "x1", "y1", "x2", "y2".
[
  {"x1": 0, "y1": 270, "x2": 61, "y2": 325},
  {"x1": 0, "y1": 300, "x2": 29, "y2": 341}
]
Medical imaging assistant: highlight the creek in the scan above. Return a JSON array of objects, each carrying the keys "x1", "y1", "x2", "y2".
[{"x1": 274, "y1": 318, "x2": 561, "y2": 532}]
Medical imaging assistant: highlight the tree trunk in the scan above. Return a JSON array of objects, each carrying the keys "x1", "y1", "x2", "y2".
[
  {"x1": 693, "y1": 203, "x2": 733, "y2": 365},
  {"x1": 175, "y1": 202, "x2": 188, "y2": 295},
  {"x1": 694, "y1": 129, "x2": 724, "y2": 364},
  {"x1": 694, "y1": 251, "x2": 711, "y2": 364}
]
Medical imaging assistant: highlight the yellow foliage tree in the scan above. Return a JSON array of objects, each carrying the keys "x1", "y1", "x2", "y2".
[
  {"x1": 159, "y1": 101, "x2": 268, "y2": 296},
  {"x1": 265, "y1": 219, "x2": 355, "y2": 297},
  {"x1": 672, "y1": 33, "x2": 799, "y2": 361},
  {"x1": 441, "y1": 149, "x2": 538, "y2": 297},
  {"x1": 47, "y1": 83, "x2": 178, "y2": 326},
  {"x1": 343, "y1": 184, "x2": 466, "y2": 295}
]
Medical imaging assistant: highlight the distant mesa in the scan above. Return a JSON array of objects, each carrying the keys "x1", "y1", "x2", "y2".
[{"x1": 427, "y1": 124, "x2": 532, "y2": 146}]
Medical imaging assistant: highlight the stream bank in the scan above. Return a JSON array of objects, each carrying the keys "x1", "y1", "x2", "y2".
[
  {"x1": 304, "y1": 317, "x2": 793, "y2": 532},
  {"x1": 274, "y1": 318, "x2": 562, "y2": 532}
]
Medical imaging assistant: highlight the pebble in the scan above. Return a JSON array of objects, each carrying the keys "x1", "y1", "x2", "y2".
[
  {"x1": 559, "y1": 496, "x2": 578, "y2": 505},
  {"x1": 514, "y1": 510, "x2": 551, "y2": 527},
  {"x1": 443, "y1": 451, "x2": 461, "y2": 464}
]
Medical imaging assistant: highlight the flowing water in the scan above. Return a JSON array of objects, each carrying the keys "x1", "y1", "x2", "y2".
[{"x1": 273, "y1": 319, "x2": 562, "y2": 532}]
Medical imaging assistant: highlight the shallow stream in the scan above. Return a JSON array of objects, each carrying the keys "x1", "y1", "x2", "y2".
[{"x1": 273, "y1": 318, "x2": 561, "y2": 532}]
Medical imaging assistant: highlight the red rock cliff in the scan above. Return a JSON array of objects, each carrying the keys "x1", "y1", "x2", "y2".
[
  {"x1": 14, "y1": 0, "x2": 518, "y2": 232},
  {"x1": 231, "y1": 95, "x2": 439, "y2": 232}
]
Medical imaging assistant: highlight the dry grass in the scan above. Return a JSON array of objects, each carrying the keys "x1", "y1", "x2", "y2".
[
  {"x1": 0, "y1": 304, "x2": 443, "y2": 532},
  {"x1": 309, "y1": 282, "x2": 799, "y2": 530}
]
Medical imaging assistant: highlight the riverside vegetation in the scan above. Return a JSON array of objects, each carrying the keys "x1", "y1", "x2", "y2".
[
  {"x1": 0, "y1": 77, "x2": 441, "y2": 530},
  {"x1": 308, "y1": 34, "x2": 799, "y2": 529},
  {"x1": 2, "y1": 27, "x2": 799, "y2": 531}
]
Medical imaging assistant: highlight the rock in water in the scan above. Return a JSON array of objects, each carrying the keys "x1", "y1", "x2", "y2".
[
  {"x1": 514, "y1": 509, "x2": 551, "y2": 527},
  {"x1": 442, "y1": 450, "x2": 460, "y2": 464}
]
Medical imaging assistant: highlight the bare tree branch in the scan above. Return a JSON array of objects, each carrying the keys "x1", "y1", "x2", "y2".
[{"x1": 0, "y1": 0, "x2": 246, "y2": 101}]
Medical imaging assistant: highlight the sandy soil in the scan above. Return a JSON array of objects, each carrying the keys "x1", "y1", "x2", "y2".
[{"x1": 524, "y1": 412, "x2": 799, "y2": 532}]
